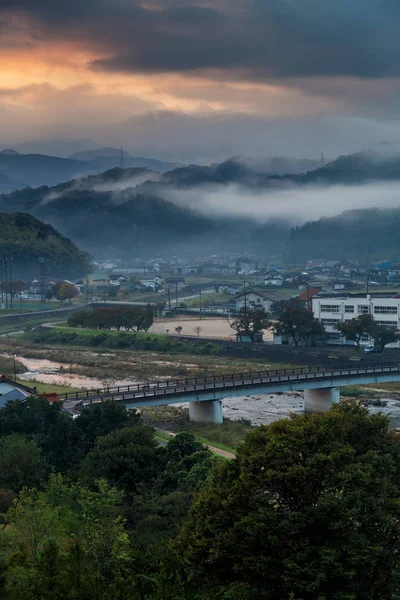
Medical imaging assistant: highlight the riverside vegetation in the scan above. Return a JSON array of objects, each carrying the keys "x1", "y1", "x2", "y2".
[{"x1": 0, "y1": 400, "x2": 400, "y2": 598}]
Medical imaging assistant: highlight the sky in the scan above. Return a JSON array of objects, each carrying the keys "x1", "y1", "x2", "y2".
[{"x1": 1, "y1": 0, "x2": 400, "y2": 162}]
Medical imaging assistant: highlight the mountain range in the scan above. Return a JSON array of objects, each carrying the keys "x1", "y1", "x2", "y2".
[
  {"x1": 0, "y1": 147, "x2": 183, "y2": 193},
  {"x1": 1, "y1": 148, "x2": 400, "y2": 261}
]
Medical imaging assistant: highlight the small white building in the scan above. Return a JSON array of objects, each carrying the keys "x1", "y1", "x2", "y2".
[
  {"x1": 139, "y1": 276, "x2": 163, "y2": 289},
  {"x1": 312, "y1": 295, "x2": 400, "y2": 346},
  {"x1": 264, "y1": 270, "x2": 284, "y2": 287},
  {"x1": 235, "y1": 290, "x2": 285, "y2": 313}
]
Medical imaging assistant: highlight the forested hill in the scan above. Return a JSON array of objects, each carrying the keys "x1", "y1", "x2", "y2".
[
  {"x1": 0, "y1": 169, "x2": 288, "y2": 258},
  {"x1": 0, "y1": 212, "x2": 90, "y2": 278},
  {"x1": 286, "y1": 208, "x2": 400, "y2": 263}
]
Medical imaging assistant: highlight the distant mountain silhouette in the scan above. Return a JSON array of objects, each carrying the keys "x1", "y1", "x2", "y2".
[
  {"x1": 286, "y1": 207, "x2": 400, "y2": 263},
  {"x1": 68, "y1": 147, "x2": 182, "y2": 173}
]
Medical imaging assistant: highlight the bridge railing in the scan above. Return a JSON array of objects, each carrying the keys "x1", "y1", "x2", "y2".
[{"x1": 62, "y1": 360, "x2": 400, "y2": 402}]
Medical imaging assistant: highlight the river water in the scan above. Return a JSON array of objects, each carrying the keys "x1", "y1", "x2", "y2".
[{"x1": 9, "y1": 354, "x2": 400, "y2": 427}]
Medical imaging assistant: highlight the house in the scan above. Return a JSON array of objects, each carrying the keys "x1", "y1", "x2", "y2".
[
  {"x1": 109, "y1": 275, "x2": 128, "y2": 286},
  {"x1": 264, "y1": 270, "x2": 284, "y2": 287},
  {"x1": 0, "y1": 376, "x2": 36, "y2": 408},
  {"x1": 171, "y1": 266, "x2": 198, "y2": 275},
  {"x1": 84, "y1": 273, "x2": 110, "y2": 286},
  {"x1": 139, "y1": 276, "x2": 163, "y2": 289},
  {"x1": 235, "y1": 290, "x2": 286, "y2": 313},
  {"x1": 200, "y1": 264, "x2": 237, "y2": 276},
  {"x1": 296, "y1": 287, "x2": 322, "y2": 305},
  {"x1": 236, "y1": 258, "x2": 259, "y2": 275}
]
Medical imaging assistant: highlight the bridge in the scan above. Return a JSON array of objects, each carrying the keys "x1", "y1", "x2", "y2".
[{"x1": 61, "y1": 361, "x2": 400, "y2": 423}]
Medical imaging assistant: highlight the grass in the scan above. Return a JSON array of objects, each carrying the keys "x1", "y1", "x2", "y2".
[
  {"x1": 142, "y1": 405, "x2": 251, "y2": 452},
  {"x1": 340, "y1": 385, "x2": 376, "y2": 397},
  {"x1": 14, "y1": 378, "x2": 80, "y2": 395}
]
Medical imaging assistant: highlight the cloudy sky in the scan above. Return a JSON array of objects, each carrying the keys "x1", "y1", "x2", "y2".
[{"x1": 1, "y1": 0, "x2": 400, "y2": 161}]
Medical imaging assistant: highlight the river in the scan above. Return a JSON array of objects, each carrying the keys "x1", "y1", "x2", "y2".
[{"x1": 10, "y1": 354, "x2": 400, "y2": 427}]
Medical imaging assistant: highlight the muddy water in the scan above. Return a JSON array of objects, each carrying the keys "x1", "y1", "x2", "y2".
[{"x1": 13, "y1": 355, "x2": 139, "y2": 389}]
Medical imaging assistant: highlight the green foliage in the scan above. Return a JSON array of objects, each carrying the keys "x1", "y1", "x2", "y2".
[
  {"x1": 28, "y1": 325, "x2": 222, "y2": 355},
  {"x1": 0, "y1": 396, "x2": 84, "y2": 472},
  {"x1": 177, "y1": 404, "x2": 400, "y2": 599},
  {"x1": 59, "y1": 282, "x2": 78, "y2": 303},
  {"x1": 0, "y1": 434, "x2": 49, "y2": 493},
  {"x1": 68, "y1": 305, "x2": 154, "y2": 331},
  {"x1": 372, "y1": 325, "x2": 398, "y2": 352},
  {"x1": 287, "y1": 207, "x2": 400, "y2": 263},
  {"x1": 0, "y1": 212, "x2": 90, "y2": 278},
  {"x1": 79, "y1": 426, "x2": 163, "y2": 494},
  {"x1": 336, "y1": 313, "x2": 375, "y2": 348},
  {"x1": 274, "y1": 306, "x2": 325, "y2": 346},
  {"x1": 75, "y1": 400, "x2": 141, "y2": 452},
  {"x1": 229, "y1": 308, "x2": 271, "y2": 341}
]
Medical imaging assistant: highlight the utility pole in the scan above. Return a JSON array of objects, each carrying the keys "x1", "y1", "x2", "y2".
[
  {"x1": 199, "y1": 287, "x2": 202, "y2": 320},
  {"x1": 0, "y1": 259, "x2": 3, "y2": 308},
  {"x1": 9, "y1": 258, "x2": 12, "y2": 310},
  {"x1": 167, "y1": 286, "x2": 171, "y2": 310},
  {"x1": 39, "y1": 257, "x2": 45, "y2": 305},
  {"x1": 175, "y1": 282, "x2": 178, "y2": 307},
  {"x1": 4, "y1": 258, "x2": 8, "y2": 310}
]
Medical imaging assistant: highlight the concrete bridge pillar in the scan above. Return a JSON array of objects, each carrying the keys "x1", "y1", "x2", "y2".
[
  {"x1": 304, "y1": 387, "x2": 340, "y2": 414},
  {"x1": 189, "y1": 400, "x2": 223, "y2": 424}
]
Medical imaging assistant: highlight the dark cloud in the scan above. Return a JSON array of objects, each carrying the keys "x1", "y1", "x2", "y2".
[{"x1": 1, "y1": 0, "x2": 400, "y2": 79}]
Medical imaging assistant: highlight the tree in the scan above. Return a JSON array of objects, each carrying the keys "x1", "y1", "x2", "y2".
[
  {"x1": 0, "y1": 397, "x2": 85, "y2": 472},
  {"x1": 75, "y1": 400, "x2": 140, "y2": 452},
  {"x1": 336, "y1": 313, "x2": 375, "y2": 348},
  {"x1": 58, "y1": 282, "x2": 78, "y2": 304},
  {"x1": 230, "y1": 308, "x2": 271, "y2": 342},
  {"x1": 371, "y1": 325, "x2": 398, "y2": 352},
  {"x1": 175, "y1": 326, "x2": 183, "y2": 336},
  {"x1": 176, "y1": 404, "x2": 400, "y2": 600},
  {"x1": 193, "y1": 326, "x2": 203, "y2": 337},
  {"x1": 274, "y1": 307, "x2": 325, "y2": 346},
  {"x1": 0, "y1": 434, "x2": 49, "y2": 493},
  {"x1": 79, "y1": 425, "x2": 163, "y2": 494},
  {"x1": 44, "y1": 289, "x2": 53, "y2": 301}
]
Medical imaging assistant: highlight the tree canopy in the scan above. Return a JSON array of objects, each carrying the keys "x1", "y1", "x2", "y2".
[
  {"x1": 177, "y1": 404, "x2": 400, "y2": 600},
  {"x1": 274, "y1": 306, "x2": 325, "y2": 346}
]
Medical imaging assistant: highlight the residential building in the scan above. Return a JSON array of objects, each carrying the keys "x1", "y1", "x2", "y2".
[
  {"x1": 312, "y1": 294, "x2": 400, "y2": 346},
  {"x1": 235, "y1": 290, "x2": 286, "y2": 313},
  {"x1": 264, "y1": 270, "x2": 284, "y2": 287},
  {"x1": 0, "y1": 376, "x2": 36, "y2": 408},
  {"x1": 236, "y1": 258, "x2": 259, "y2": 275},
  {"x1": 200, "y1": 264, "x2": 236, "y2": 276},
  {"x1": 171, "y1": 266, "x2": 198, "y2": 275},
  {"x1": 84, "y1": 273, "x2": 110, "y2": 286},
  {"x1": 139, "y1": 276, "x2": 163, "y2": 289}
]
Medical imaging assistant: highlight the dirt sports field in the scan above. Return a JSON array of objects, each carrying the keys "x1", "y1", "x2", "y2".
[{"x1": 150, "y1": 317, "x2": 273, "y2": 341}]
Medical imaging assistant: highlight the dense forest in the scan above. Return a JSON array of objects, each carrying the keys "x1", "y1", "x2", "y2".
[
  {"x1": 286, "y1": 207, "x2": 400, "y2": 262},
  {"x1": 0, "y1": 170, "x2": 287, "y2": 258},
  {"x1": 2, "y1": 150, "x2": 400, "y2": 259},
  {"x1": 0, "y1": 212, "x2": 90, "y2": 278},
  {"x1": 0, "y1": 399, "x2": 400, "y2": 599}
]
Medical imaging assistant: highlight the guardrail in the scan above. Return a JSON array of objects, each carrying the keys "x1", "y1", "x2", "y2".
[{"x1": 63, "y1": 360, "x2": 400, "y2": 404}]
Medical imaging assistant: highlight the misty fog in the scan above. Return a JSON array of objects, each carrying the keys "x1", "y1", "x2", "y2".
[{"x1": 163, "y1": 181, "x2": 400, "y2": 225}]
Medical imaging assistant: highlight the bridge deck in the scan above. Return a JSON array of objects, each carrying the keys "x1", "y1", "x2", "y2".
[{"x1": 60, "y1": 362, "x2": 400, "y2": 410}]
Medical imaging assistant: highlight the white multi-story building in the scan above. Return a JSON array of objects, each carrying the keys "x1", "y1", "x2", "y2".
[{"x1": 312, "y1": 295, "x2": 400, "y2": 346}]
